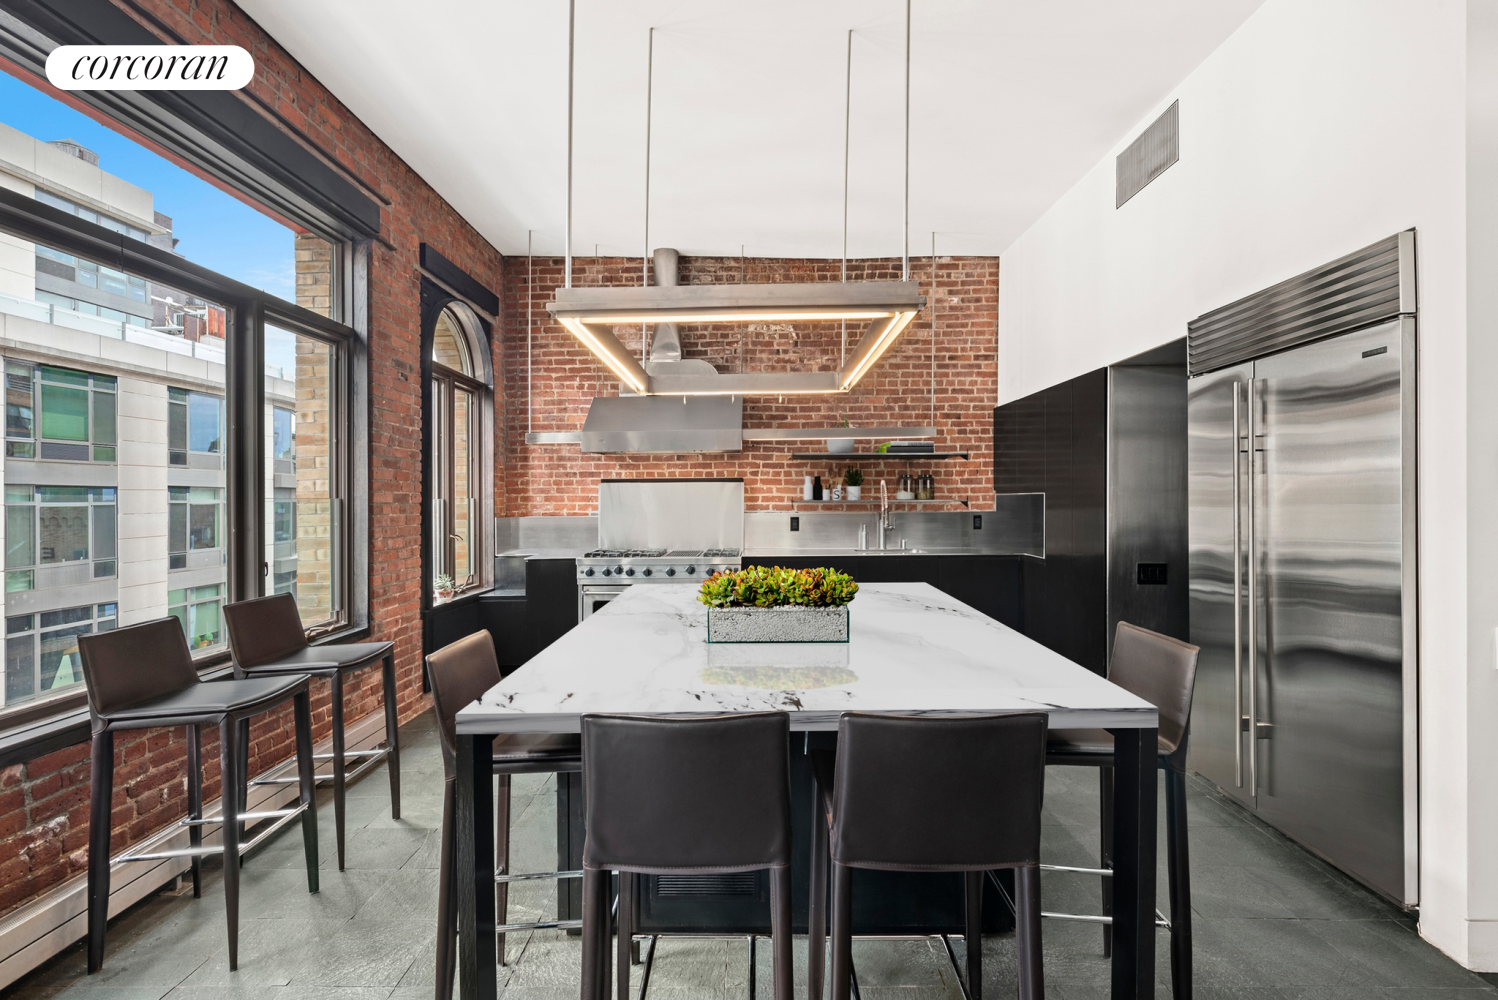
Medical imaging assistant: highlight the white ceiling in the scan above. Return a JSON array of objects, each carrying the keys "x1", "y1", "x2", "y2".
[{"x1": 238, "y1": 0, "x2": 1263, "y2": 259}]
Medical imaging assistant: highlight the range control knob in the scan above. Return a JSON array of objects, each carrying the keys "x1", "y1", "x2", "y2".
[
  {"x1": 615, "y1": 566, "x2": 624, "y2": 576},
  {"x1": 686, "y1": 565, "x2": 697, "y2": 575},
  {"x1": 585, "y1": 568, "x2": 595, "y2": 577},
  {"x1": 642, "y1": 568, "x2": 652, "y2": 577},
  {"x1": 666, "y1": 567, "x2": 676, "y2": 577},
  {"x1": 625, "y1": 568, "x2": 635, "y2": 577},
  {"x1": 601, "y1": 568, "x2": 611, "y2": 577}
]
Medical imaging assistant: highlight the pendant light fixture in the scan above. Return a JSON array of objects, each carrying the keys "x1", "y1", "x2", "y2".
[{"x1": 548, "y1": 2, "x2": 922, "y2": 397}]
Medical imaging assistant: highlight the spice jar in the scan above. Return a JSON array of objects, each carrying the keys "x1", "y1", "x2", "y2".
[
  {"x1": 916, "y1": 472, "x2": 935, "y2": 500},
  {"x1": 897, "y1": 472, "x2": 916, "y2": 498}
]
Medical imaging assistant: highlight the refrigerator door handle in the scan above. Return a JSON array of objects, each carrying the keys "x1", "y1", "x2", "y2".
[
  {"x1": 1232, "y1": 381, "x2": 1244, "y2": 787},
  {"x1": 1246, "y1": 376, "x2": 1260, "y2": 794}
]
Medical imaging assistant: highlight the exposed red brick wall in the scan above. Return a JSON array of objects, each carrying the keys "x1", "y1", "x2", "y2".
[
  {"x1": 501, "y1": 255, "x2": 999, "y2": 514},
  {"x1": 0, "y1": 0, "x2": 507, "y2": 915}
]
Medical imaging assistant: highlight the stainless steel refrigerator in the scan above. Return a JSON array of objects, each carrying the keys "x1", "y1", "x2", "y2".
[{"x1": 1187, "y1": 232, "x2": 1417, "y2": 906}]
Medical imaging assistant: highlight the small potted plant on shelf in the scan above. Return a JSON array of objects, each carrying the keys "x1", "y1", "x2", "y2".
[
  {"x1": 828, "y1": 418, "x2": 855, "y2": 454},
  {"x1": 699, "y1": 565, "x2": 859, "y2": 643},
  {"x1": 844, "y1": 467, "x2": 863, "y2": 501},
  {"x1": 433, "y1": 573, "x2": 456, "y2": 602}
]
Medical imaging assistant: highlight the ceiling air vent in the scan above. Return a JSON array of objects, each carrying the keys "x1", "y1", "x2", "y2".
[{"x1": 1116, "y1": 101, "x2": 1178, "y2": 208}]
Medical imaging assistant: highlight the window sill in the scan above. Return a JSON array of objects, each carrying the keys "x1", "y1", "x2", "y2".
[
  {"x1": 428, "y1": 586, "x2": 495, "y2": 612},
  {"x1": 310, "y1": 622, "x2": 371, "y2": 646}
]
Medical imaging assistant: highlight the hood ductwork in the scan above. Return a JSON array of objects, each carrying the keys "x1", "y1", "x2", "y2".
[{"x1": 642, "y1": 247, "x2": 717, "y2": 378}]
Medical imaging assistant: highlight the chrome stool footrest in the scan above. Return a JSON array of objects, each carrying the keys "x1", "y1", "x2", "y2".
[
  {"x1": 250, "y1": 746, "x2": 391, "y2": 786},
  {"x1": 496, "y1": 868, "x2": 582, "y2": 884}
]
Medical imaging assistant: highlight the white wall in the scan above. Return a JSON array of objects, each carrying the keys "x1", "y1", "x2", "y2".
[{"x1": 996, "y1": 0, "x2": 1493, "y2": 969}]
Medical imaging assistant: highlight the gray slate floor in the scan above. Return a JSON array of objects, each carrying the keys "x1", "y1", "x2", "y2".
[{"x1": 4, "y1": 710, "x2": 1494, "y2": 999}]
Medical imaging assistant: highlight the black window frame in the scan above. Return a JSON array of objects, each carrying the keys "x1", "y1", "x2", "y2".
[{"x1": 0, "y1": 186, "x2": 369, "y2": 733}]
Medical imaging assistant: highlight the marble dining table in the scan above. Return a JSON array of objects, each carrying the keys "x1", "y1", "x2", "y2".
[{"x1": 454, "y1": 582, "x2": 1161, "y2": 1000}]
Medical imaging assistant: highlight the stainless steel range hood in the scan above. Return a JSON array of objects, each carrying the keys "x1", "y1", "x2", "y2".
[{"x1": 579, "y1": 394, "x2": 743, "y2": 453}]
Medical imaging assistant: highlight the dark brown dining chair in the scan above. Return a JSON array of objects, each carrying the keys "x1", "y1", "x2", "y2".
[
  {"x1": 222, "y1": 592, "x2": 399, "y2": 871},
  {"x1": 76, "y1": 617, "x2": 319, "y2": 974},
  {"x1": 580, "y1": 712, "x2": 794, "y2": 1000},
  {"x1": 809, "y1": 712, "x2": 1048, "y2": 1000},
  {"x1": 427, "y1": 630, "x2": 582, "y2": 1000},
  {"x1": 1045, "y1": 621, "x2": 1201, "y2": 1000}
]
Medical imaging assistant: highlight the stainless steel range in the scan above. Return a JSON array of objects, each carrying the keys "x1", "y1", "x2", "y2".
[{"x1": 577, "y1": 479, "x2": 745, "y2": 621}]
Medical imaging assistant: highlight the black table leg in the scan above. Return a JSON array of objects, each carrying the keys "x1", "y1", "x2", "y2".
[
  {"x1": 457, "y1": 733, "x2": 497, "y2": 1000},
  {"x1": 1109, "y1": 726, "x2": 1157, "y2": 1000}
]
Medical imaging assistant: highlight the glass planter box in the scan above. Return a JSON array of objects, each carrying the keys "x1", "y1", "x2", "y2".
[{"x1": 706, "y1": 605, "x2": 850, "y2": 643}]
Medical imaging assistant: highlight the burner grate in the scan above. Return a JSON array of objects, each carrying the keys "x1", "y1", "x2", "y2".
[{"x1": 583, "y1": 548, "x2": 666, "y2": 558}]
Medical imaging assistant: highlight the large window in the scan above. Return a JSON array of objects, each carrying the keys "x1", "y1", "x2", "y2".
[
  {"x1": 168, "y1": 487, "x2": 222, "y2": 570},
  {"x1": 4, "y1": 603, "x2": 116, "y2": 707},
  {"x1": 169, "y1": 584, "x2": 222, "y2": 651},
  {"x1": 5, "y1": 486, "x2": 117, "y2": 594},
  {"x1": 5, "y1": 362, "x2": 117, "y2": 462},
  {"x1": 168, "y1": 388, "x2": 222, "y2": 468},
  {"x1": 430, "y1": 305, "x2": 484, "y2": 596},
  {"x1": 0, "y1": 62, "x2": 367, "y2": 724},
  {"x1": 265, "y1": 323, "x2": 346, "y2": 629}
]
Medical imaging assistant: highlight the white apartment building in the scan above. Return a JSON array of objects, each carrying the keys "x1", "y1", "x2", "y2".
[{"x1": 0, "y1": 121, "x2": 297, "y2": 712}]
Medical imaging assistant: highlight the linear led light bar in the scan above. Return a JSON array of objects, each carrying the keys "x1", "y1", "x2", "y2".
[
  {"x1": 556, "y1": 317, "x2": 649, "y2": 394},
  {"x1": 547, "y1": 281, "x2": 924, "y2": 396}
]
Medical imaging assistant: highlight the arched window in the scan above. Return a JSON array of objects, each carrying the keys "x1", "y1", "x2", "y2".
[{"x1": 430, "y1": 304, "x2": 488, "y2": 595}]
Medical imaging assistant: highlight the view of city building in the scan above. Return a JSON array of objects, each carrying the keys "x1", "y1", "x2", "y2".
[{"x1": 0, "y1": 119, "x2": 310, "y2": 712}]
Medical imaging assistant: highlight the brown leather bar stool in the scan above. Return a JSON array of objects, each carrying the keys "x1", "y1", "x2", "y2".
[
  {"x1": 222, "y1": 593, "x2": 399, "y2": 871},
  {"x1": 1045, "y1": 621, "x2": 1200, "y2": 1000},
  {"x1": 76, "y1": 618, "x2": 319, "y2": 974},
  {"x1": 427, "y1": 630, "x2": 582, "y2": 1000},
  {"x1": 809, "y1": 712, "x2": 1048, "y2": 1000},
  {"x1": 580, "y1": 712, "x2": 794, "y2": 1000}
]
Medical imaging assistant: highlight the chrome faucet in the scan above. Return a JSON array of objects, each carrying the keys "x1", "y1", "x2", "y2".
[{"x1": 878, "y1": 481, "x2": 895, "y2": 550}]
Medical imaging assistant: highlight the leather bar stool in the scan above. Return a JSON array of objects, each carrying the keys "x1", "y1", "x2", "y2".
[
  {"x1": 428, "y1": 630, "x2": 582, "y2": 1000},
  {"x1": 809, "y1": 712, "x2": 1048, "y2": 1000},
  {"x1": 580, "y1": 712, "x2": 794, "y2": 1000},
  {"x1": 76, "y1": 618, "x2": 319, "y2": 974},
  {"x1": 1045, "y1": 621, "x2": 1200, "y2": 1000},
  {"x1": 223, "y1": 592, "x2": 399, "y2": 871}
]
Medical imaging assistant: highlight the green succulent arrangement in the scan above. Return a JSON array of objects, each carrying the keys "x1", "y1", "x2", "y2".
[
  {"x1": 844, "y1": 467, "x2": 864, "y2": 487},
  {"x1": 698, "y1": 565, "x2": 859, "y2": 609}
]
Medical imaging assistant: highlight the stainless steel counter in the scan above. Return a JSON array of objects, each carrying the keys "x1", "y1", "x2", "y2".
[{"x1": 495, "y1": 499, "x2": 1045, "y2": 591}]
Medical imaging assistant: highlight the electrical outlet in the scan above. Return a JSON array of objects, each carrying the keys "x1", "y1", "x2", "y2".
[
  {"x1": 972, "y1": 514, "x2": 982, "y2": 530},
  {"x1": 790, "y1": 516, "x2": 800, "y2": 532}
]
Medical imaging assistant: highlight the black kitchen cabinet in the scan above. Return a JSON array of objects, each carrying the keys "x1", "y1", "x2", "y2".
[
  {"x1": 425, "y1": 558, "x2": 581, "y2": 676},
  {"x1": 519, "y1": 558, "x2": 579, "y2": 662},
  {"x1": 993, "y1": 369, "x2": 1109, "y2": 674},
  {"x1": 741, "y1": 554, "x2": 1020, "y2": 629}
]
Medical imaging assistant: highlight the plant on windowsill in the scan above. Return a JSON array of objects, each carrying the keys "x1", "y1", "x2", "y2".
[
  {"x1": 844, "y1": 467, "x2": 863, "y2": 501},
  {"x1": 698, "y1": 565, "x2": 858, "y2": 643},
  {"x1": 434, "y1": 573, "x2": 456, "y2": 603}
]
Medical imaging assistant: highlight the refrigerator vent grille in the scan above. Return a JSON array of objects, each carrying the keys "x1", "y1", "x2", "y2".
[
  {"x1": 1187, "y1": 233, "x2": 1413, "y2": 375},
  {"x1": 1116, "y1": 101, "x2": 1178, "y2": 208}
]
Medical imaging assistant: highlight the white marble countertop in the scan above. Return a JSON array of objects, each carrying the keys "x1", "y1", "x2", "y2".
[{"x1": 455, "y1": 583, "x2": 1157, "y2": 735}]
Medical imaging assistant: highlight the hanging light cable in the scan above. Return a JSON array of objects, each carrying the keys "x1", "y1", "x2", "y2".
[
  {"x1": 527, "y1": 229, "x2": 533, "y2": 435},
  {"x1": 564, "y1": 0, "x2": 575, "y2": 289},
  {"x1": 842, "y1": 28, "x2": 852, "y2": 367},
  {"x1": 902, "y1": 0, "x2": 911, "y2": 282}
]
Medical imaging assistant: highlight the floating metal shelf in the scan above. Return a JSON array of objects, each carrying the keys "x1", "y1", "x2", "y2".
[
  {"x1": 791, "y1": 498, "x2": 971, "y2": 508},
  {"x1": 789, "y1": 452, "x2": 968, "y2": 460}
]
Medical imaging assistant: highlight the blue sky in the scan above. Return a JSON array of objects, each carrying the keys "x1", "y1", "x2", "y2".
[{"x1": 0, "y1": 70, "x2": 295, "y2": 300}]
